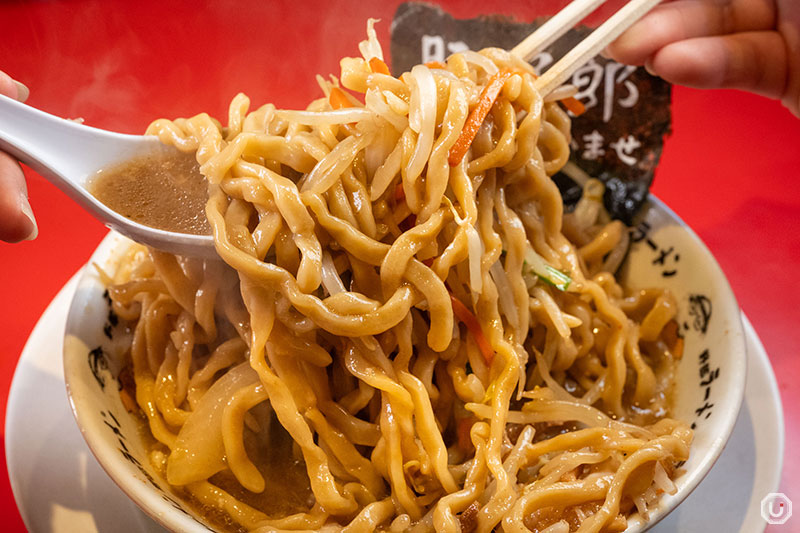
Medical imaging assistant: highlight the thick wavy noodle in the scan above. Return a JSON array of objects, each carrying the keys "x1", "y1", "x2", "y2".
[{"x1": 106, "y1": 23, "x2": 691, "y2": 533}]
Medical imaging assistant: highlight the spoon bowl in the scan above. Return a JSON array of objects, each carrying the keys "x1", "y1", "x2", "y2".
[{"x1": 0, "y1": 93, "x2": 216, "y2": 257}]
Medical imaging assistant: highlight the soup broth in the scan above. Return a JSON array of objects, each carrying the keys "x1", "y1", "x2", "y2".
[{"x1": 89, "y1": 151, "x2": 210, "y2": 235}]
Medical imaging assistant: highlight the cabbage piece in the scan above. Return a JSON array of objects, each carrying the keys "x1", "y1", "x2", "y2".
[{"x1": 166, "y1": 362, "x2": 260, "y2": 485}]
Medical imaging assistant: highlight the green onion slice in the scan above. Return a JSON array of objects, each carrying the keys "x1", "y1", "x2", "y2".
[{"x1": 523, "y1": 245, "x2": 572, "y2": 291}]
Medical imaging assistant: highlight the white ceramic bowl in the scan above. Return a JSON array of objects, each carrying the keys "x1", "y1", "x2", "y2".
[{"x1": 63, "y1": 195, "x2": 746, "y2": 532}]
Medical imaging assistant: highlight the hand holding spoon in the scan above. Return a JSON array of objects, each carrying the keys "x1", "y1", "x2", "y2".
[{"x1": 0, "y1": 93, "x2": 216, "y2": 258}]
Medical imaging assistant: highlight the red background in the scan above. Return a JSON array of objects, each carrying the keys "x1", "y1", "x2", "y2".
[{"x1": 0, "y1": 1, "x2": 798, "y2": 531}]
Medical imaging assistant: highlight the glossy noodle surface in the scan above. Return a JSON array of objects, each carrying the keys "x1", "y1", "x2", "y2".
[{"x1": 104, "y1": 24, "x2": 691, "y2": 533}]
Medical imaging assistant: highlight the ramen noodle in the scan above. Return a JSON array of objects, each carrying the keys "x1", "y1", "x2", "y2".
[{"x1": 103, "y1": 21, "x2": 691, "y2": 533}]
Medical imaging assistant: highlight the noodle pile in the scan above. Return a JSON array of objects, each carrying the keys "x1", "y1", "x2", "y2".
[{"x1": 105, "y1": 22, "x2": 692, "y2": 533}]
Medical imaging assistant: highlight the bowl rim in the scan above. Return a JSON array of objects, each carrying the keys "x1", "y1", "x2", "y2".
[
  {"x1": 623, "y1": 195, "x2": 747, "y2": 531},
  {"x1": 64, "y1": 377, "x2": 204, "y2": 533},
  {"x1": 63, "y1": 235, "x2": 212, "y2": 533},
  {"x1": 63, "y1": 193, "x2": 747, "y2": 533}
]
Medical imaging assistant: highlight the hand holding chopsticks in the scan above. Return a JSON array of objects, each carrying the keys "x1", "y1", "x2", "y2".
[{"x1": 511, "y1": 0, "x2": 664, "y2": 96}]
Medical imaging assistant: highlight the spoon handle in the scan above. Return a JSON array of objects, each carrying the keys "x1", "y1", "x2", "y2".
[
  {"x1": 0, "y1": 94, "x2": 217, "y2": 257},
  {"x1": 0, "y1": 93, "x2": 159, "y2": 187}
]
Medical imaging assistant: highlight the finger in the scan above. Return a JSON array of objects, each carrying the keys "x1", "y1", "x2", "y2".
[
  {"x1": 0, "y1": 70, "x2": 36, "y2": 242},
  {"x1": 0, "y1": 70, "x2": 29, "y2": 101},
  {"x1": 647, "y1": 31, "x2": 788, "y2": 99},
  {"x1": 777, "y1": 1, "x2": 800, "y2": 117},
  {"x1": 607, "y1": 0, "x2": 776, "y2": 66},
  {"x1": 0, "y1": 152, "x2": 37, "y2": 242}
]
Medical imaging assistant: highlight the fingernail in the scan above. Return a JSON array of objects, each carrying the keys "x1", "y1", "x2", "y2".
[
  {"x1": 599, "y1": 46, "x2": 611, "y2": 59},
  {"x1": 14, "y1": 80, "x2": 29, "y2": 102},
  {"x1": 19, "y1": 195, "x2": 38, "y2": 241},
  {"x1": 644, "y1": 60, "x2": 658, "y2": 77}
]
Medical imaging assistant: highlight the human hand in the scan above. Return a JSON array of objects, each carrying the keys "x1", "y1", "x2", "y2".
[
  {"x1": 606, "y1": 0, "x2": 800, "y2": 117},
  {"x1": 0, "y1": 70, "x2": 37, "y2": 242}
]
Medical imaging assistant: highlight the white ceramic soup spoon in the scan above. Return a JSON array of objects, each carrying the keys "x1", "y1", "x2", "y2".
[{"x1": 0, "y1": 93, "x2": 216, "y2": 258}]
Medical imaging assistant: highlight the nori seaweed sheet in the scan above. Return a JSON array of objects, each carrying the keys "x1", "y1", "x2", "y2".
[{"x1": 390, "y1": 2, "x2": 672, "y2": 223}]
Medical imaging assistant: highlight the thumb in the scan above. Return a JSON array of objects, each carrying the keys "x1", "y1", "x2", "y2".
[
  {"x1": 646, "y1": 31, "x2": 796, "y2": 115},
  {"x1": 0, "y1": 70, "x2": 37, "y2": 242},
  {"x1": 0, "y1": 70, "x2": 29, "y2": 102}
]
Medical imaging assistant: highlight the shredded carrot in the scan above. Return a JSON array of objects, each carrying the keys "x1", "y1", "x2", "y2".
[
  {"x1": 561, "y1": 96, "x2": 586, "y2": 116},
  {"x1": 329, "y1": 87, "x2": 351, "y2": 110},
  {"x1": 424, "y1": 61, "x2": 448, "y2": 69},
  {"x1": 369, "y1": 57, "x2": 391, "y2": 76},
  {"x1": 672, "y1": 337, "x2": 684, "y2": 359},
  {"x1": 446, "y1": 66, "x2": 584, "y2": 164},
  {"x1": 662, "y1": 319, "x2": 684, "y2": 359},
  {"x1": 448, "y1": 68, "x2": 517, "y2": 167},
  {"x1": 450, "y1": 295, "x2": 494, "y2": 365}
]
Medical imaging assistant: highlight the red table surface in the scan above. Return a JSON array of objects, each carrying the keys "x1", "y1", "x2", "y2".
[{"x1": 0, "y1": 1, "x2": 798, "y2": 531}]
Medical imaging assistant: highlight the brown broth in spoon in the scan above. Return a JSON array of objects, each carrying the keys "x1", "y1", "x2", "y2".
[{"x1": 89, "y1": 150, "x2": 211, "y2": 235}]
